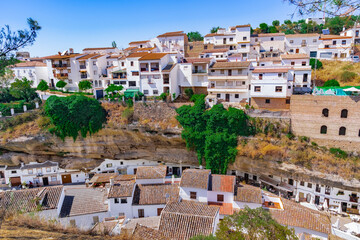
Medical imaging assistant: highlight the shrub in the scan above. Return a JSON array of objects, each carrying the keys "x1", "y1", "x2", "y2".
[
  {"x1": 37, "y1": 80, "x2": 49, "y2": 91},
  {"x1": 78, "y1": 80, "x2": 92, "y2": 91},
  {"x1": 184, "y1": 88, "x2": 194, "y2": 99},
  {"x1": 44, "y1": 95, "x2": 106, "y2": 141},
  {"x1": 340, "y1": 71, "x2": 357, "y2": 83},
  {"x1": 126, "y1": 98, "x2": 133, "y2": 107},
  {"x1": 311, "y1": 141, "x2": 318, "y2": 147},
  {"x1": 55, "y1": 80, "x2": 67, "y2": 89},
  {"x1": 122, "y1": 108, "x2": 134, "y2": 122},
  {"x1": 286, "y1": 132, "x2": 295, "y2": 140},
  {"x1": 159, "y1": 92, "x2": 168, "y2": 101},
  {"x1": 300, "y1": 136, "x2": 310, "y2": 142},
  {"x1": 172, "y1": 93, "x2": 176, "y2": 100},
  {"x1": 309, "y1": 58, "x2": 323, "y2": 70},
  {"x1": 190, "y1": 94, "x2": 206, "y2": 103},
  {"x1": 329, "y1": 147, "x2": 348, "y2": 159},
  {"x1": 323, "y1": 79, "x2": 340, "y2": 87}
]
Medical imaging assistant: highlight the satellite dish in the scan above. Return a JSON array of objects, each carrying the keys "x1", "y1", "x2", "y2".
[{"x1": 61, "y1": 50, "x2": 68, "y2": 56}]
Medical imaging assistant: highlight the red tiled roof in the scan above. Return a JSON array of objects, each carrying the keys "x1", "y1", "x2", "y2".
[
  {"x1": 185, "y1": 58, "x2": 212, "y2": 64},
  {"x1": 126, "y1": 52, "x2": 149, "y2": 58},
  {"x1": 210, "y1": 61, "x2": 251, "y2": 69},
  {"x1": 76, "y1": 54, "x2": 101, "y2": 60},
  {"x1": 202, "y1": 48, "x2": 229, "y2": 53},
  {"x1": 252, "y1": 67, "x2": 290, "y2": 73},
  {"x1": 136, "y1": 165, "x2": 167, "y2": 179},
  {"x1": 320, "y1": 34, "x2": 353, "y2": 39},
  {"x1": 139, "y1": 53, "x2": 168, "y2": 60},
  {"x1": 234, "y1": 184, "x2": 262, "y2": 204},
  {"x1": 258, "y1": 33, "x2": 285, "y2": 37},
  {"x1": 108, "y1": 181, "x2": 135, "y2": 198},
  {"x1": 132, "y1": 184, "x2": 179, "y2": 205},
  {"x1": 132, "y1": 224, "x2": 168, "y2": 240},
  {"x1": 208, "y1": 202, "x2": 233, "y2": 215},
  {"x1": 286, "y1": 33, "x2": 320, "y2": 38},
  {"x1": 281, "y1": 54, "x2": 309, "y2": 59},
  {"x1": 44, "y1": 53, "x2": 83, "y2": 60},
  {"x1": 129, "y1": 40, "x2": 150, "y2": 45},
  {"x1": 259, "y1": 57, "x2": 282, "y2": 62},
  {"x1": 157, "y1": 31, "x2": 186, "y2": 38},
  {"x1": 11, "y1": 61, "x2": 46, "y2": 67},
  {"x1": 180, "y1": 169, "x2": 210, "y2": 190},
  {"x1": 124, "y1": 46, "x2": 137, "y2": 51},
  {"x1": 83, "y1": 47, "x2": 116, "y2": 51},
  {"x1": 210, "y1": 174, "x2": 235, "y2": 193}
]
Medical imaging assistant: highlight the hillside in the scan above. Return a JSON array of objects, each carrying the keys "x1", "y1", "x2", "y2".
[{"x1": 313, "y1": 60, "x2": 360, "y2": 86}]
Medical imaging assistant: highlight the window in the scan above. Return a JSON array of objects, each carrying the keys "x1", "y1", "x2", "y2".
[
  {"x1": 342, "y1": 40, "x2": 346, "y2": 45},
  {"x1": 302, "y1": 61, "x2": 306, "y2": 66},
  {"x1": 259, "y1": 74, "x2": 263, "y2": 80},
  {"x1": 341, "y1": 109, "x2": 348, "y2": 118},
  {"x1": 122, "y1": 62, "x2": 124, "y2": 67},
  {"x1": 216, "y1": 94, "x2": 221, "y2": 98},
  {"x1": 278, "y1": 73, "x2": 282, "y2": 77},
  {"x1": 320, "y1": 125, "x2": 327, "y2": 134},
  {"x1": 241, "y1": 45, "x2": 246, "y2": 48},
  {"x1": 243, "y1": 36, "x2": 247, "y2": 41},
  {"x1": 340, "y1": 53, "x2": 347, "y2": 58},
  {"x1": 313, "y1": 39, "x2": 317, "y2": 43},
  {"x1": 190, "y1": 191, "x2": 197, "y2": 199},
  {"x1": 339, "y1": 127, "x2": 346, "y2": 136},
  {"x1": 153, "y1": 90, "x2": 158, "y2": 95},
  {"x1": 51, "y1": 176, "x2": 57, "y2": 182},
  {"x1": 144, "y1": 90, "x2": 149, "y2": 95},
  {"x1": 28, "y1": 169, "x2": 33, "y2": 174},
  {"x1": 235, "y1": 94, "x2": 239, "y2": 98},
  {"x1": 93, "y1": 216, "x2": 99, "y2": 224},
  {"x1": 46, "y1": 168, "x2": 51, "y2": 172},
  {"x1": 275, "y1": 86, "x2": 282, "y2": 92},
  {"x1": 265, "y1": 99, "x2": 270, "y2": 104},
  {"x1": 255, "y1": 38, "x2": 258, "y2": 42},
  {"x1": 132, "y1": 71, "x2": 139, "y2": 76},
  {"x1": 290, "y1": 40, "x2": 294, "y2": 43},
  {"x1": 131, "y1": 61, "x2": 134, "y2": 66},
  {"x1": 303, "y1": 73, "x2": 308, "y2": 82},
  {"x1": 114, "y1": 198, "x2": 119, "y2": 204},
  {"x1": 270, "y1": 37, "x2": 274, "y2": 41},
  {"x1": 138, "y1": 209, "x2": 145, "y2": 218},
  {"x1": 68, "y1": 79, "x2": 73, "y2": 84},
  {"x1": 93, "y1": 61, "x2": 96, "y2": 66},
  {"x1": 11, "y1": 170, "x2": 17, "y2": 174},
  {"x1": 129, "y1": 81, "x2": 136, "y2": 87},
  {"x1": 310, "y1": 51, "x2": 317, "y2": 58},
  {"x1": 322, "y1": 108, "x2": 329, "y2": 117},
  {"x1": 288, "y1": 85, "x2": 291, "y2": 89},
  {"x1": 291, "y1": 62, "x2": 295, "y2": 66},
  {"x1": 300, "y1": 181, "x2": 305, "y2": 186},
  {"x1": 286, "y1": 99, "x2": 291, "y2": 104},
  {"x1": 217, "y1": 194, "x2": 224, "y2": 202},
  {"x1": 121, "y1": 198, "x2": 127, "y2": 204},
  {"x1": 106, "y1": 163, "x2": 113, "y2": 168},
  {"x1": 230, "y1": 38, "x2": 233, "y2": 42},
  {"x1": 220, "y1": 70, "x2": 224, "y2": 74},
  {"x1": 254, "y1": 86, "x2": 261, "y2": 92},
  {"x1": 308, "y1": 183, "x2": 312, "y2": 188},
  {"x1": 333, "y1": 40, "x2": 336, "y2": 45}
]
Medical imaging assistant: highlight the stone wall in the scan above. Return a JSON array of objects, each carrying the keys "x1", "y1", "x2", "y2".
[
  {"x1": 290, "y1": 95, "x2": 360, "y2": 151},
  {"x1": 251, "y1": 97, "x2": 291, "y2": 110}
]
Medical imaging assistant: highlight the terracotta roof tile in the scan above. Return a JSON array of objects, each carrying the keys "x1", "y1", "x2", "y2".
[
  {"x1": 234, "y1": 184, "x2": 262, "y2": 204},
  {"x1": 252, "y1": 67, "x2": 290, "y2": 73},
  {"x1": 157, "y1": 31, "x2": 186, "y2": 38},
  {"x1": 210, "y1": 174, "x2": 235, "y2": 193},
  {"x1": 129, "y1": 40, "x2": 150, "y2": 45},
  {"x1": 281, "y1": 54, "x2": 309, "y2": 59},
  {"x1": 159, "y1": 201, "x2": 219, "y2": 240},
  {"x1": 180, "y1": 169, "x2": 210, "y2": 190},
  {"x1": 132, "y1": 184, "x2": 179, "y2": 205},
  {"x1": 320, "y1": 34, "x2": 352, "y2": 39},
  {"x1": 44, "y1": 53, "x2": 83, "y2": 60},
  {"x1": 286, "y1": 33, "x2": 320, "y2": 38},
  {"x1": 210, "y1": 61, "x2": 251, "y2": 69},
  {"x1": 132, "y1": 224, "x2": 168, "y2": 240},
  {"x1": 135, "y1": 47, "x2": 156, "y2": 52},
  {"x1": 136, "y1": 165, "x2": 167, "y2": 179},
  {"x1": 77, "y1": 54, "x2": 101, "y2": 60},
  {"x1": 259, "y1": 57, "x2": 281, "y2": 62},
  {"x1": 126, "y1": 52, "x2": 149, "y2": 58},
  {"x1": 108, "y1": 181, "x2": 135, "y2": 198},
  {"x1": 269, "y1": 198, "x2": 331, "y2": 234},
  {"x1": 208, "y1": 202, "x2": 233, "y2": 215},
  {"x1": 258, "y1": 33, "x2": 285, "y2": 37},
  {"x1": 202, "y1": 48, "x2": 229, "y2": 53},
  {"x1": 139, "y1": 53, "x2": 168, "y2": 61},
  {"x1": 184, "y1": 58, "x2": 212, "y2": 64},
  {"x1": 89, "y1": 173, "x2": 135, "y2": 183},
  {"x1": 83, "y1": 47, "x2": 116, "y2": 51},
  {"x1": 11, "y1": 61, "x2": 46, "y2": 67}
]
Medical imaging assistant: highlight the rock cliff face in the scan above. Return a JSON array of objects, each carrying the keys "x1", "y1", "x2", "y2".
[{"x1": 1, "y1": 125, "x2": 360, "y2": 191}]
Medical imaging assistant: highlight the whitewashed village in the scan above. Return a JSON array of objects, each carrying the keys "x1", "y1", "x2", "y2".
[{"x1": 2, "y1": 1, "x2": 360, "y2": 240}]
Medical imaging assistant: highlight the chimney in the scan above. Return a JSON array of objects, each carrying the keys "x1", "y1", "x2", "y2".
[
  {"x1": 171, "y1": 175, "x2": 175, "y2": 184},
  {"x1": 69, "y1": 48, "x2": 74, "y2": 54},
  {"x1": 21, "y1": 162, "x2": 24, "y2": 167},
  {"x1": 199, "y1": 165, "x2": 203, "y2": 169},
  {"x1": 109, "y1": 176, "x2": 114, "y2": 186},
  {"x1": 343, "y1": 26, "x2": 346, "y2": 32}
]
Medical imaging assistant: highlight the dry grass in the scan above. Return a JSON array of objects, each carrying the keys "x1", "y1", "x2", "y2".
[
  {"x1": 0, "y1": 118, "x2": 41, "y2": 143},
  {"x1": 102, "y1": 102, "x2": 132, "y2": 127},
  {"x1": 237, "y1": 134, "x2": 360, "y2": 180},
  {"x1": 314, "y1": 60, "x2": 360, "y2": 86}
]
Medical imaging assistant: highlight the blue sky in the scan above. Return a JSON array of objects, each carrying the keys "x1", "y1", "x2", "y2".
[{"x1": 1, "y1": 0, "x2": 317, "y2": 57}]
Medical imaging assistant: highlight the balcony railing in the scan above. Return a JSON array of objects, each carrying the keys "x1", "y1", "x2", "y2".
[
  {"x1": 141, "y1": 68, "x2": 149, "y2": 72},
  {"x1": 52, "y1": 64, "x2": 68, "y2": 68},
  {"x1": 151, "y1": 68, "x2": 159, "y2": 72},
  {"x1": 315, "y1": 187, "x2": 321, "y2": 193},
  {"x1": 192, "y1": 70, "x2": 207, "y2": 74},
  {"x1": 55, "y1": 73, "x2": 68, "y2": 79},
  {"x1": 80, "y1": 74, "x2": 87, "y2": 79},
  {"x1": 80, "y1": 65, "x2": 86, "y2": 69},
  {"x1": 163, "y1": 79, "x2": 169, "y2": 84}
]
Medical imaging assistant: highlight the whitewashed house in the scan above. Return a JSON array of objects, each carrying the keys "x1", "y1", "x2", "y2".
[
  {"x1": 107, "y1": 180, "x2": 136, "y2": 219},
  {"x1": 340, "y1": 24, "x2": 360, "y2": 44},
  {"x1": 155, "y1": 31, "x2": 188, "y2": 56},
  {"x1": 318, "y1": 34, "x2": 353, "y2": 61},
  {"x1": 251, "y1": 33, "x2": 286, "y2": 59},
  {"x1": 179, "y1": 169, "x2": 210, "y2": 202},
  {"x1": 285, "y1": 33, "x2": 320, "y2": 57},
  {"x1": 135, "y1": 165, "x2": 167, "y2": 185},
  {"x1": 200, "y1": 48, "x2": 229, "y2": 61},
  {"x1": 11, "y1": 61, "x2": 49, "y2": 87}
]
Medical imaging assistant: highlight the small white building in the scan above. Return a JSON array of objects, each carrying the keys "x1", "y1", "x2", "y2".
[
  {"x1": 11, "y1": 61, "x2": 49, "y2": 87},
  {"x1": 340, "y1": 24, "x2": 360, "y2": 44},
  {"x1": 200, "y1": 48, "x2": 229, "y2": 61},
  {"x1": 285, "y1": 33, "x2": 320, "y2": 57},
  {"x1": 135, "y1": 165, "x2": 167, "y2": 185},
  {"x1": 107, "y1": 180, "x2": 136, "y2": 219},
  {"x1": 179, "y1": 169, "x2": 210, "y2": 202},
  {"x1": 318, "y1": 34, "x2": 353, "y2": 61}
]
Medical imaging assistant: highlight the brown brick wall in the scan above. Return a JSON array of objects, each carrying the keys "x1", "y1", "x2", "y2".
[
  {"x1": 180, "y1": 86, "x2": 208, "y2": 95},
  {"x1": 251, "y1": 97, "x2": 290, "y2": 110},
  {"x1": 185, "y1": 42, "x2": 214, "y2": 58},
  {"x1": 290, "y1": 95, "x2": 360, "y2": 151}
]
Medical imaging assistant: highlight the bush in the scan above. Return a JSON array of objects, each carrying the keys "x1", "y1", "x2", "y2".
[
  {"x1": 309, "y1": 58, "x2": 323, "y2": 70},
  {"x1": 330, "y1": 147, "x2": 348, "y2": 159},
  {"x1": 323, "y1": 79, "x2": 340, "y2": 87},
  {"x1": 122, "y1": 108, "x2": 134, "y2": 121},
  {"x1": 37, "y1": 80, "x2": 49, "y2": 91},
  {"x1": 300, "y1": 136, "x2": 310, "y2": 142},
  {"x1": 126, "y1": 98, "x2": 133, "y2": 107},
  {"x1": 311, "y1": 141, "x2": 318, "y2": 147},
  {"x1": 184, "y1": 88, "x2": 194, "y2": 99},
  {"x1": 340, "y1": 71, "x2": 357, "y2": 83},
  {"x1": 44, "y1": 95, "x2": 106, "y2": 141},
  {"x1": 78, "y1": 80, "x2": 92, "y2": 91},
  {"x1": 55, "y1": 80, "x2": 67, "y2": 89},
  {"x1": 286, "y1": 132, "x2": 295, "y2": 140},
  {"x1": 190, "y1": 94, "x2": 206, "y2": 103},
  {"x1": 159, "y1": 92, "x2": 168, "y2": 101}
]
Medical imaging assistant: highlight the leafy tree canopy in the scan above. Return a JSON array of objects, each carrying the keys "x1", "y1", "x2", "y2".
[
  {"x1": 37, "y1": 79, "x2": 49, "y2": 91},
  {"x1": 259, "y1": 23, "x2": 269, "y2": 33},
  {"x1": 0, "y1": 68, "x2": 14, "y2": 88},
  {"x1": 323, "y1": 79, "x2": 340, "y2": 87},
  {"x1": 56, "y1": 80, "x2": 67, "y2": 89},
  {"x1": 176, "y1": 98, "x2": 254, "y2": 173},
  {"x1": 10, "y1": 77, "x2": 37, "y2": 102},
  {"x1": 210, "y1": 27, "x2": 220, "y2": 33},
  {"x1": 272, "y1": 20, "x2": 280, "y2": 26},
  {"x1": 78, "y1": 80, "x2": 92, "y2": 91},
  {"x1": 187, "y1": 31, "x2": 204, "y2": 42},
  {"x1": 105, "y1": 84, "x2": 123, "y2": 94},
  {"x1": 112, "y1": 41, "x2": 117, "y2": 48},
  {"x1": 216, "y1": 207, "x2": 297, "y2": 240},
  {"x1": 309, "y1": 58, "x2": 323, "y2": 70},
  {"x1": 44, "y1": 95, "x2": 107, "y2": 141}
]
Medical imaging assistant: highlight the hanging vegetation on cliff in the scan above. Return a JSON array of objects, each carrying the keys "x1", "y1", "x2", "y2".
[
  {"x1": 44, "y1": 95, "x2": 106, "y2": 141},
  {"x1": 176, "y1": 96, "x2": 254, "y2": 174}
]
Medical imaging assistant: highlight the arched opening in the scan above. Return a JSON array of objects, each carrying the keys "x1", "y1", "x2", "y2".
[
  {"x1": 322, "y1": 108, "x2": 329, "y2": 117},
  {"x1": 94, "y1": 80, "x2": 98, "y2": 87},
  {"x1": 341, "y1": 109, "x2": 348, "y2": 118},
  {"x1": 339, "y1": 127, "x2": 346, "y2": 136},
  {"x1": 320, "y1": 125, "x2": 327, "y2": 134},
  {"x1": 99, "y1": 81, "x2": 102, "y2": 87}
]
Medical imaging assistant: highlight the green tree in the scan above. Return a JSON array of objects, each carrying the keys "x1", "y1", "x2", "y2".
[
  {"x1": 184, "y1": 88, "x2": 194, "y2": 99},
  {"x1": 37, "y1": 80, "x2": 49, "y2": 91},
  {"x1": 187, "y1": 31, "x2": 204, "y2": 42},
  {"x1": 78, "y1": 80, "x2": 92, "y2": 91},
  {"x1": 216, "y1": 207, "x2": 297, "y2": 240},
  {"x1": 272, "y1": 20, "x2": 280, "y2": 26},
  {"x1": 269, "y1": 26, "x2": 278, "y2": 33},
  {"x1": 112, "y1": 41, "x2": 117, "y2": 48},
  {"x1": 210, "y1": 27, "x2": 220, "y2": 33},
  {"x1": 323, "y1": 79, "x2": 340, "y2": 87},
  {"x1": 105, "y1": 84, "x2": 123, "y2": 95},
  {"x1": 44, "y1": 95, "x2": 106, "y2": 141},
  {"x1": 56, "y1": 80, "x2": 67, "y2": 89},
  {"x1": 259, "y1": 23, "x2": 269, "y2": 33},
  {"x1": 0, "y1": 68, "x2": 14, "y2": 88},
  {"x1": 9, "y1": 77, "x2": 37, "y2": 102},
  {"x1": 309, "y1": 58, "x2": 323, "y2": 70},
  {"x1": 0, "y1": 18, "x2": 41, "y2": 76},
  {"x1": 190, "y1": 235, "x2": 217, "y2": 240}
]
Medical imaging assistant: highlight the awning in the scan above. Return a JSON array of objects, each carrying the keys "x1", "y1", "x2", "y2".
[
  {"x1": 260, "y1": 175, "x2": 295, "y2": 192},
  {"x1": 80, "y1": 69, "x2": 87, "y2": 72},
  {"x1": 344, "y1": 87, "x2": 360, "y2": 92},
  {"x1": 112, "y1": 69, "x2": 126, "y2": 73},
  {"x1": 124, "y1": 89, "x2": 142, "y2": 98}
]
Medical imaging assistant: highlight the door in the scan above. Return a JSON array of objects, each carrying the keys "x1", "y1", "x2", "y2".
[
  {"x1": 42, "y1": 177, "x2": 49, "y2": 186},
  {"x1": 194, "y1": 66, "x2": 198, "y2": 73},
  {"x1": 96, "y1": 90, "x2": 104, "y2": 99},
  {"x1": 296, "y1": 49, "x2": 299, "y2": 53},
  {"x1": 138, "y1": 209, "x2": 144, "y2": 218},
  {"x1": 315, "y1": 196, "x2": 320, "y2": 205},
  {"x1": 157, "y1": 208, "x2": 163, "y2": 216},
  {"x1": 50, "y1": 79, "x2": 55, "y2": 88},
  {"x1": 342, "y1": 202, "x2": 347, "y2": 212},
  {"x1": 225, "y1": 94, "x2": 230, "y2": 102},
  {"x1": 10, "y1": 177, "x2": 21, "y2": 187},
  {"x1": 228, "y1": 70, "x2": 232, "y2": 76},
  {"x1": 61, "y1": 174, "x2": 72, "y2": 184},
  {"x1": 223, "y1": 38, "x2": 226, "y2": 44},
  {"x1": 244, "y1": 173, "x2": 249, "y2": 182}
]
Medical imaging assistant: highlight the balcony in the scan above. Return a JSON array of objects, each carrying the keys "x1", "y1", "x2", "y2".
[
  {"x1": 55, "y1": 73, "x2": 68, "y2": 79},
  {"x1": 52, "y1": 63, "x2": 68, "y2": 68},
  {"x1": 80, "y1": 74, "x2": 88, "y2": 79},
  {"x1": 350, "y1": 195, "x2": 359, "y2": 203},
  {"x1": 315, "y1": 186, "x2": 321, "y2": 193},
  {"x1": 80, "y1": 65, "x2": 86, "y2": 69},
  {"x1": 192, "y1": 70, "x2": 207, "y2": 74},
  {"x1": 163, "y1": 78, "x2": 169, "y2": 84},
  {"x1": 141, "y1": 68, "x2": 149, "y2": 72}
]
